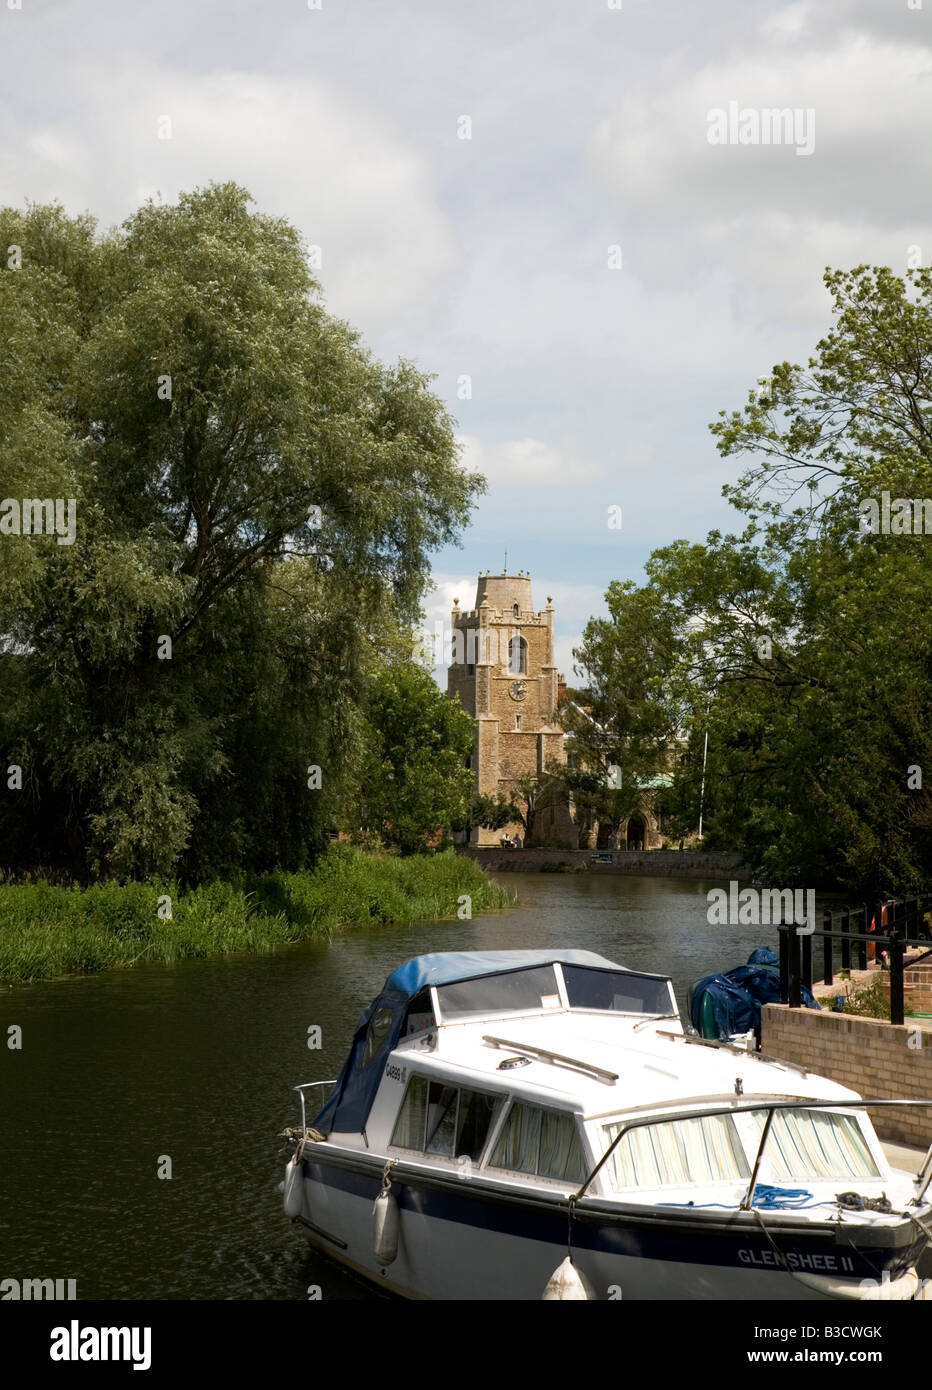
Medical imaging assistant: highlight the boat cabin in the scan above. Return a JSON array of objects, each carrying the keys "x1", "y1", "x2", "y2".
[{"x1": 310, "y1": 950, "x2": 889, "y2": 1205}]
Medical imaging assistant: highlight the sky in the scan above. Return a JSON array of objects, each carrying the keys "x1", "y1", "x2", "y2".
[{"x1": 2, "y1": 0, "x2": 930, "y2": 679}]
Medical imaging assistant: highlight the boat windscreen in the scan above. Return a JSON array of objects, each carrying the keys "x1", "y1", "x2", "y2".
[
  {"x1": 435, "y1": 965, "x2": 561, "y2": 1021},
  {"x1": 562, "y1": 965, "x2": 674, "y2": 1015}
]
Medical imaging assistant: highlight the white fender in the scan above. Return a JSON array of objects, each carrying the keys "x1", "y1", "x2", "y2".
[
  {"x1": 283, "y1": 1153, "x2": 305, "y2": 1219},
  {"x1": 373, "y1": 1188, "x2": 399, "y2": 1263},
  {"x1": 541, "y1": 1255, "x2": 597, "y2": 1300}
]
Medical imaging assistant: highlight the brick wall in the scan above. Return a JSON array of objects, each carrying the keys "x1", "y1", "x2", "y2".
[
  {"x1": 761, "y1": 1004, "x2": 932, "y2": 1147},
  {"x1": 880, "y1": 965, "x2": 932, "y2": 1014}
]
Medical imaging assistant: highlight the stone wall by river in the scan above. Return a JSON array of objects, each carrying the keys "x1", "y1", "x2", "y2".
[{"x1": 462, "y1": 847, "x2": 749, "y2": 879}]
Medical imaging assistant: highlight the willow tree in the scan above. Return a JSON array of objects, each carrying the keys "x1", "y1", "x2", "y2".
[{"x1": 0, "y1": 184, "x2": 482, "y2": 880}]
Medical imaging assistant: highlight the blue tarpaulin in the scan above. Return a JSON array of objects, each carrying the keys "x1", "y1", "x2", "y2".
[
  {"x1": 689, "y1": 948, "x2": 819, "y2": 1041},
  {"x1": 312, "y1": 949, "x2": 618, "y2": 1136}
]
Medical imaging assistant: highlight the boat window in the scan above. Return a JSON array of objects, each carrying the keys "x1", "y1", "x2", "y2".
[
  {"x1": 562, "y1": 965, "x2": 674, "y2": 1016},
  {"x1": 435, "y1": 966, "x2": 562, "y2": 1021},
  {"x1": 426, "y1": 1083, "x2": 459, "y2": 1155},
  {"x1": 391, "y1": 1076, "x2": 502, "y2": 1160},
  {"x1": 740, "y1": 1109, "x2": 880, "y2": 1182},
  {"x1": 403, "y1": 990, "x2": 435, "y2": 1037},
  {"x1": 604, "y1": 1114, "x2": 751, "y2": 1188},
  {"x1": 391, "y1": 1074, "x2": 429, "y2": 1149},
  {"x1": 362, "y1": 1007, "x2": 394, "y2": 1066},
  {"x1": 490, "y1": 1102, "x2": 586, "y2": 1183},
  {"x1": 457, "y1": 1088, "x2": 501, "y2": 1161}
]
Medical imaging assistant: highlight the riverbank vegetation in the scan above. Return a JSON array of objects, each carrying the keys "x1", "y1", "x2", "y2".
[
  {"x1": 571, "y1": 265, "x2": 932, "y2": 899},
  {"x1": 0, "y1": 846, "x2": 514, "y2": 983}
]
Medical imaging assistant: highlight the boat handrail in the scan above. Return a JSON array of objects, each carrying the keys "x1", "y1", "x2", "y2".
[
  {"x1": 294, "y1": 1080, "x2": 338, "y2": 1134},
  {"x1": 572, "y1": 1096, "x2": 932, "y2": 1204},
  {"x1": 917, "y1": 1140, "x2": 932, "y2": 1204},
  {"x1": 482, "y1": 1034, "x2": 619, "y2": 1084}
]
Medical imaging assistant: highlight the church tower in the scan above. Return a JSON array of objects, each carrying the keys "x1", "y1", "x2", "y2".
[{"x1": 447, "y1": 570, "x2": 573, "y2": 847}]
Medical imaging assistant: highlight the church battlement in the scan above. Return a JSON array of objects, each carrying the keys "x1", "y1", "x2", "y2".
[
  {"x1": 451, "y1": 573, "x2": 554, "y2": 630},
  {"x1": 451, "y1": 606, "x2": 547, "y2": 626}
]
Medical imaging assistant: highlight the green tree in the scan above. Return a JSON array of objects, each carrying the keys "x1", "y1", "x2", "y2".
[
  {"x1": 459, "y1": 791, "x2": 520, "y2": 840},
  {"x1": 506, "y1": 768, "x2": 566, "y2": 845},
  {"x1": 0, "y1": 185, "x2": 482, "y2": 880},
  {"x1": 358, "y1": 663, "x2": 476, "y2": 854},
  {"x1": 579, "y1": 266, "x2": 932, "y2": 895},
  {"x1": 564, "y1": 585, "x2": 685, "y2": 846}
]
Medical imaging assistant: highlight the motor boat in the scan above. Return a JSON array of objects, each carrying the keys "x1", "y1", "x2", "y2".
[{"x1": 279, "y1": 949, "x2": 932, "y2": 1299}]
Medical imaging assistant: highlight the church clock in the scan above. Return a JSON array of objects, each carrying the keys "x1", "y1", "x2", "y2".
[{"x1": 509, "y1": 680, "x2": 528, "y2": 701}]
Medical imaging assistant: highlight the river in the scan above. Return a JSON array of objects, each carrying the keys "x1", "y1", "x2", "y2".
[{"x1": 0, "y1": 872, "x2": 799, "y2": 1300}]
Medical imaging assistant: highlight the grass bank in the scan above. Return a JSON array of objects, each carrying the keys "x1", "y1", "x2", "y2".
[{"x1": 0, "y1": 846, "x2": 515, "y2": 983}]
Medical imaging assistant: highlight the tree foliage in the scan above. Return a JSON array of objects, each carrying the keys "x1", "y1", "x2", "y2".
[
  {"x1": 0, "y1": 185, "x2": 482, "y2": 880},
  {"x1": 577, "y1": 266, "x2": 932, "y2": 895},
  {"x1": 357, "y1": 663, "x2": 476, "y2": 855}
]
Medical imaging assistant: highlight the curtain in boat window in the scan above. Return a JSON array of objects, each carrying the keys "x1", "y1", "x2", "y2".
[
  {"x1": 538, "y1": 1109, "x2": 586, "y2": 1182},
  {"x1": 492, "y1": 1102, "x2": 541, "y2": 1174},
  {"x1": 491, "y1": 1103, "x2": 585, "y2": 1181},
  {"x1": 745, "y1": 1109, "x2": 879, "y2": 1181},
  {"x1": 605, "y1": 1115, "x2": 750, "y2": 1188},
  {"x1": 390, "y1": 1074, "x2": 428, "y2": 1149}
]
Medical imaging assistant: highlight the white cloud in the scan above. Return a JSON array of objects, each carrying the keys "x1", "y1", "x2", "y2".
[
  {"x1": 3, "y1": 0, "x2": 929, "y2": 607},
  {"x1": 458, "y1": 434, "x2": 603, "y2": 486},
  {"x1": 589, "y1": 36, "x2": 932, "y2": 227},
  {"x1": 0, "y1": 67, "x2": 458, "y2": 334}
]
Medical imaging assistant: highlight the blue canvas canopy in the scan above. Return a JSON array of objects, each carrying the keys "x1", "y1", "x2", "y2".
[
  {"x1": 312, "y1": 949, "x2": 618, "y2": 1136},
  {"x1": 689, "y1": 947, "x2": 819, "y2": 1041}
]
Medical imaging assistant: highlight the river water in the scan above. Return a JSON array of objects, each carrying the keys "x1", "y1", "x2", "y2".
[{"x1": 0, "y1": 872, "x2": 794, "y2": 1301}]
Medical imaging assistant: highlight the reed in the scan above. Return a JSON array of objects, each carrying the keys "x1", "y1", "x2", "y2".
[{"x1": 0, "y1": 847, "x2": 515, "y2": 983}]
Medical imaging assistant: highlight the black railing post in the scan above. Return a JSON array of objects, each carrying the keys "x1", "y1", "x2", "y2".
[
  {"x1": 889, "y1": 932, "x2": 905, "y2": 1026},
  {"x1": 788, "y1": 922, "x2": 801, "y2": 1009},
  {"x1": 801, "y1": 927, "x2": 812, "y2": 992},
  {"x1": 859, "y1": 903, "x2": 869, "y2": 971},
  {"x1": 822, "y1": 910, "x2": 833, "y2": 986},
  {"x1": 778, "y1": 923, "x2": 789, "y2": 1004},
  {"x1": 840, "y1": 909, "x2": 851, "y2": 972}
]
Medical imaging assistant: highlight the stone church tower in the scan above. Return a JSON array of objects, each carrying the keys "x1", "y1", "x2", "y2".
[{"x1": 447, "y1": 571, "x2": 575, "y2": 847}]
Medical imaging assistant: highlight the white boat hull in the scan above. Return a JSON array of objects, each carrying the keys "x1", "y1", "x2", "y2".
[{"x1": 292, "y1": 1152, "x2": 925, "y2": 1302}]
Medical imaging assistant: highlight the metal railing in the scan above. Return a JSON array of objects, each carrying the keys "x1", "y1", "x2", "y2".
[
  {"x1": 777, "y1": 895, "x2": 932, "y2": 1025},
  {"x1": 294, "y1": 1079, "x2": 337, "y2": 1133}
]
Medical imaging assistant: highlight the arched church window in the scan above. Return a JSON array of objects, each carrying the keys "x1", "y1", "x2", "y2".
[{"x1": 508, "y1": 636, "x2": 527, "y2": 675}]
